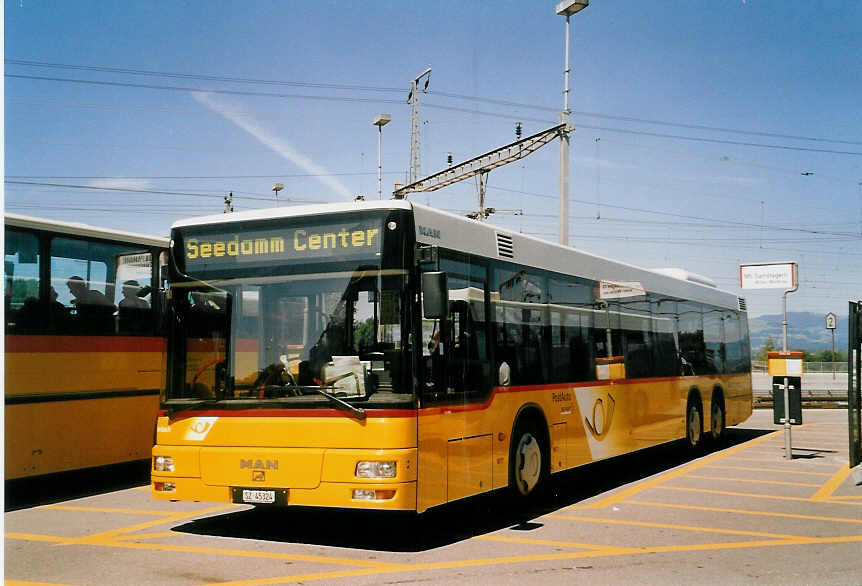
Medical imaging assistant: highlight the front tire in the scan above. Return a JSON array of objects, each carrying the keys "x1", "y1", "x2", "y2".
[
  {"x1": 509, "y1": 419, "x2": 547, "y2": 500},
  {"x1": 686, "y1": 399, "x2": 703, "y2": 450}
]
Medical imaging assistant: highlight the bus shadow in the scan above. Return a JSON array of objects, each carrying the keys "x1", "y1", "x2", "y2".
[
  {"x1": 172, "y1": 427, "x2": 772, "y2": 552},
  {"x1": 5, "y1": 460, "x2": 151, "y2": 512}
]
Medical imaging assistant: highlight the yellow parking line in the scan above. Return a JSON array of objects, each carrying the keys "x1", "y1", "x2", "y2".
[
  {"x1": 476, "y1": 534, "x2": 639, "y2": 553},
  {"x1": 726, "y1": 456, "x2": 837, "y2": 468},
  {"x1": 624, "y1": 500, "x2": 862, "y2": 525},
  {"x1": 5, "y1": 533, "x2": 76, "y2": 544},
  {"x1": 828, "y1": 495, "x2": 862, "y2": 501},
  {"x1": 683, "y1": 474, "x2": 822, "y2": 488},
  {"x1": 811, "y1": 465, "x2": 853, "y2": 501},
  {"x1": 567, "y1": 430, "x2": 780, "y2": 510},
  {"x1": 703, "y1": 464, "x2": 832, "y2": 477},
  {"x1": 112, "y1": 531, "x2": 179, "y2": 541},
  {"x1": 549, "y1": 513, "x2": 802, "y2": 539},
  {"x1": 66, "y1": 504, "x2": 239, "y2": 544},
  {"x1": 199, "y1": 567, "x2": 413, "y2": 586},
  {"x1": 40, "y1": 505, "x2": 178, "y2": 516},
  {"x1": 3, "y1": 580, "x2": 74, "y2": 586},
  {"x1": 201, "y1": 535, "x2": 862, "y2": 585},
  {"x1": 75, "y1": 538, "x2": 408, "y2": 570},
  {"x1": 655, "y1": 485, "x2": 818, "y2": 502}
]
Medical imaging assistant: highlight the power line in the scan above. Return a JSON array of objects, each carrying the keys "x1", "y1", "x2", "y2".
[
  {"x1": 423, "y1": 102, "x2": 862, "y2": 156},
  {"x1": 8, "y1": 73, "x2": 862, "y2": 157},
  {"x1": 6, "y1": 172, "x2": 380, "y2": 180},
  {"x1": 4, "y1": 59, "x2": 405, "y2": 93},
  {"x1": 5, "y1": 74, "x2": 405, "y2": 105},
  {"x1": 3, "y1": 180, "x2": 315, "y2": 203},
  {"x1": 488, "y1": 185, "x2": 862, "y2": 238},
  {"x1": 8, "y1": 59, "x2": 860, "y2": 147}
]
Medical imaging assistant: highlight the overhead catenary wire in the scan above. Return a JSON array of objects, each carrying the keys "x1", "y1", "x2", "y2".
[
  {"x1": 7, "y1": 72, "x2": 862, "y2": 157},
  {"x1": 7, "y1": 59, "x2": 861, "y2": 147}
]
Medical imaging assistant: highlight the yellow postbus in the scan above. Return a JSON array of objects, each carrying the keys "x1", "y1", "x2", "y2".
[
  {"x1": 5, "y1": 213, "x2": 168, "y2": 488},
  {"x1": 152, "y1": 201, "x2": 752, "y2": 511}
]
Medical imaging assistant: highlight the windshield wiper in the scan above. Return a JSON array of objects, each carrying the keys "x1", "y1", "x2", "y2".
[
  {"x1": 164, "y1": 399, "x2": 219, "y2": 417},
  {"x1": 305, "y1": 386, "x2": 367, "y2": 420}
]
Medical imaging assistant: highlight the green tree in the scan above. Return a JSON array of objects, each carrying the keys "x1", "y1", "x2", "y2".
[{"x1": 754, "y1": 337, "x2": 776, "y2": 361}]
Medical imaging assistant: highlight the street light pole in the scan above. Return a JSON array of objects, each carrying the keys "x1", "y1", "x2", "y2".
[
  {"x1": 272, "y1": 183, "x2": 284, "y2": 207},
  {"x1": 556, "y1": 0, "x2": 588, "y2": 247},
  {"x1": 373, "y1": 114, "x2": 391, "y2": 199}
]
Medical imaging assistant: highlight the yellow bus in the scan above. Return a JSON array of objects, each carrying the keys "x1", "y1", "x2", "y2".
[
  {"x1": 152, "y1": 201, "x2": 752, "y2": 511},
  {"x1": 5, "y1": 213, "x2": 168, "y2": 487}
]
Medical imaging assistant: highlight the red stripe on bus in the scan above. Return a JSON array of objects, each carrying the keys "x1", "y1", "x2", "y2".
[{"x1": 5, "y1": 335, "x2": 165, "y2": 353}]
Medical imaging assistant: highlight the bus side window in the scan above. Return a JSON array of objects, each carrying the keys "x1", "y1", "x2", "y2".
[
  {"x1": 5, "y1": 228, "x2": 42, "y2": 334},
  {"x1": 50, "y1": 237, "x2": 117, "y2": 335},
  {"x1": 116, "y1": 252, "x2": 155, "y2": 335}
]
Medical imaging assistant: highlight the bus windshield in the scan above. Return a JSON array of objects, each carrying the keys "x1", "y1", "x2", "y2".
[{"x1": 165, "y1": 213, "x2": 414, "y2": 412}]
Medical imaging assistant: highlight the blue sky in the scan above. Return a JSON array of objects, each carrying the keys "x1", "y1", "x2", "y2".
[{"x1": 5, "y1": 1, "x2": 861, "y2": 321}]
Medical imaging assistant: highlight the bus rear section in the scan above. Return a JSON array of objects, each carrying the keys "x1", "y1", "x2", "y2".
[
  {"x1": 4, "y1": 214, "x2": 167, "y2": 484},
  {"x1": 153, "y1": 205, "x2": 420, "y2": 509}
]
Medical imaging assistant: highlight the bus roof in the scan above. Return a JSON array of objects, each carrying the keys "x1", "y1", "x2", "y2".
[
  {"x1": 5, "y1": 213, "x2": 169, "y2": 248},
  {"x1": 170, "y1": 200, "x2": 744, "y2": 312}
]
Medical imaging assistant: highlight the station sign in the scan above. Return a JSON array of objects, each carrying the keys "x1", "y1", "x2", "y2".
[
  {"x1": 598, "y1": 280, "x2": 646, "y2": 300},
  {"x1": 825, "y1": 312, "x2": 837, "y2": 330},
  {"x1": 739, "y1": 262, "x2": 797, "y2": 290}
]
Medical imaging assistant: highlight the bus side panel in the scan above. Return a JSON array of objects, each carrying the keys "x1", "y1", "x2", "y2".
[
  {"x1": 5, "y1": 335, "x2": 165, "y2": 394},
  {"x1": 5, "y1": 395, "x2": 159, "y2": 479},
  {"x1": 725, "y1": 372, "x2": 754, "y2": 427},
  {"x1": 5, "y1": 334, "x2": 165, "y2": 480}
]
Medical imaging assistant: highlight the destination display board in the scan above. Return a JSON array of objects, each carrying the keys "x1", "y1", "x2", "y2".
[{"x1": 182, "y1": 219, "x2": 382, "y2": 268}]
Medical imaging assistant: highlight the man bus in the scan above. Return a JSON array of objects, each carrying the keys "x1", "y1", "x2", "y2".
[{"x1": 152, "y1": 200, "x2": 751, "y2": 512}]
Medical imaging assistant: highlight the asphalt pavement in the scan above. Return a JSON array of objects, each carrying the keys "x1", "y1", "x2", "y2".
[{"x1": 5, "y1": 409, "x2": 861, "y2": 585}]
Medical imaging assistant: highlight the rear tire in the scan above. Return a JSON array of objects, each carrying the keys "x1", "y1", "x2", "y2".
[{"x1": 710, "y1": 396, "x2": 725, "y2": 442}]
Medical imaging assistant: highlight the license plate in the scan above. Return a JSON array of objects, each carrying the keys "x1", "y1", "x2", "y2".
[
  {"x1": 241, "y1": 490, "x2": 275, "y2": 504},
  {"x1": 232, "y1": 487, "x2": 288, "y2": 505}
]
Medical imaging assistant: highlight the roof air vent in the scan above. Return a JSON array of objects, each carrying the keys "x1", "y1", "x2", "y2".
[
  {"x1": 737, "y1": 297, "x2": 747, "y2": 312},
  {"x1": 496, "y1": 233, "x2": 514, "y2": 259}
]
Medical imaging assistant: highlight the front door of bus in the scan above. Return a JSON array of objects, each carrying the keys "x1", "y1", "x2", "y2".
[{"x1": 417, "y1": 260, "x2": 492, "y2": 511}]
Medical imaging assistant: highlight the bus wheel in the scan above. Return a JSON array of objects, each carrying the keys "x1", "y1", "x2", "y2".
[
  {"x1": 710, "y1": 397, "x2": 725, "y2": 442},
  {"x1": 510, "y1": 420, "x2": 545, "y2": 498},
  {"x1": 686, "y1": 398, "x2": 703, "y2": 450}
]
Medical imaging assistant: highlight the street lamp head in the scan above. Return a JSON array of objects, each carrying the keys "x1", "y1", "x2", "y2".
[
  {"x1": 372, "y1": 114, "x2": 392, "y2": 127},
  {"x1": 272, "y1": 183, "x2": 284, "y2": 193},
  {"x1": 556, "y1": 0, "x2": 588, "y2": 16}
]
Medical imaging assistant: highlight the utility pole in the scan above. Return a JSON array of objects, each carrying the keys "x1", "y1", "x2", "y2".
[
  {"x1": 556, "y1": 1, "x2": 588, "y2": 247},
  {"x1": 408, "y1": 68, "x2": 431, "y2": 184}
]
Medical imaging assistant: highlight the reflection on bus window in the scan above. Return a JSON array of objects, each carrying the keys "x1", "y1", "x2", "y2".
[{"x1": 5, "y1": 229, "x2": 42, "y2": 333}]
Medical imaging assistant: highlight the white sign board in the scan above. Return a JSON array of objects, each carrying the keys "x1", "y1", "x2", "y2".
[
  {"x1": 739, "y1": 262, "x2": 796, "y2": 290},
  {"x1": 599, "y1": 280, "x2": 646, "y2": 299},
  {"x1": 826, "y1": 312, "x2": 837, "y2": 330}
]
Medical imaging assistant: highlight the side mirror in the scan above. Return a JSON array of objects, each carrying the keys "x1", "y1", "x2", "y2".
[{"x1": 422, "y1": 272, "x2": 448, "y2": 319}]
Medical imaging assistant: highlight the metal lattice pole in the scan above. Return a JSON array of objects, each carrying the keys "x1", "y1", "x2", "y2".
[{"x1": 408, "y1": 68, "x2": 431, "y2": 184}]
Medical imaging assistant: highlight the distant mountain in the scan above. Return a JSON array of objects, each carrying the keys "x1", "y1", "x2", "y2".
[{"x1": 747, "y1": 311, "x2": 845, "y2": 352}]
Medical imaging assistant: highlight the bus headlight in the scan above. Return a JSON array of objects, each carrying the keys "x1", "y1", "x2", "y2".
[
  {"x1": 355, "y1": 460, "x2": 396, "y2": 478},
  {"x1": 153, "y1": 456, "x2": 175, "y2": 472}
]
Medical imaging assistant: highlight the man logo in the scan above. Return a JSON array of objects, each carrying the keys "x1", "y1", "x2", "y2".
[
  {"x1": 585, "y1": 394, "x2": 616, "y2": 440},
  {"x1": 240, "y1": 459, "x2": 279, "y2": 470},
  {"x1": 252, "y1": 470, "x2": 265, "y2": 482}
]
